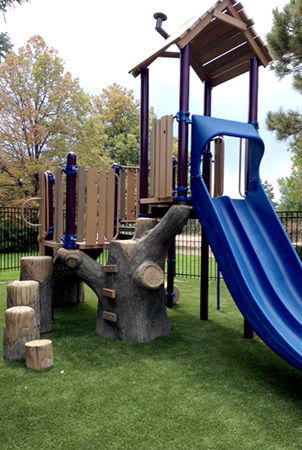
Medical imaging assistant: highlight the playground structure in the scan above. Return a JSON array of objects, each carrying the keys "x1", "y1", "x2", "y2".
[{"x1": 17, "y1": 0, "x2": 302, "y2": 371}]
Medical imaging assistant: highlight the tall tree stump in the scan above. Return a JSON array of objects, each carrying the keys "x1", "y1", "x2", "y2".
[
  {"x1": 20, "y1": 256, "x2": 53, "y2": 333},
  {"x1": 58, "y1": 205, "x2": 191, "y2": 343},
  {"x1": 25, "y1": 339, "x2": 53, "y2": 370},
  {"x1": 7, "y1": 280, "x2": 40, "y2": 338},
  {"x1": 3, "y1": 306, "x2": 35, "y2": 360}
]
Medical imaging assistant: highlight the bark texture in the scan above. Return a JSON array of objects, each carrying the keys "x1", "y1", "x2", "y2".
[
  {"x1": 7, "y1": 280, "x2": 40, "y2": 338},
  {"x1": 20, "y1": 256, "x2": 53, "y2": 333},
  {"x1": 25, "y1": 339, "x2": 53, "y2": 370},
  {"x1": 3, "y1": 306, "x2": 36, "y2": 360},
  {"x1": 57, "y1": 205, "x2": 190, "y2": 342}
]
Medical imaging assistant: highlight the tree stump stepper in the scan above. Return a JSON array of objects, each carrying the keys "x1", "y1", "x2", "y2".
[{"x1": 3, "y1": 306, "x2": 36, "y2": 360}]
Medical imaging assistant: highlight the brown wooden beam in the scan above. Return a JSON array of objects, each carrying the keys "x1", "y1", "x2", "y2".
[{"x1": 213, "y1": 9, "x2": 247, "y2": 32}]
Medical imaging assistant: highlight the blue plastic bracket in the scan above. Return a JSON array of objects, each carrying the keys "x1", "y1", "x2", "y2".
[
  {"x1": 63, "y1": 164, "x2": 77, "y2": 176},
  {"x1": 174, "y1": 111, "x2": 192, "y2": 124},
  {"x1": 61, "y1": 234, "x2": 77, "y2": 249}
]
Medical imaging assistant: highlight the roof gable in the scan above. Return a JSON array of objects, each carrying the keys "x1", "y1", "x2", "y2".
[{"x1": 129, "y1": 0, "x2": 272, "y2": 86}]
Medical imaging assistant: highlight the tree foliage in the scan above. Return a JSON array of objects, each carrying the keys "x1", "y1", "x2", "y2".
[
  {"x1": 266, "y1": 0, "x2": 302, "y2": 210},
  {"x1": 0, "y1": 35, "x2": 155, "y2": 204},
  {"x1": 0, "y1": 0, "x2": 30, "y2": 61},
  {"x1": 91, "y1": 83, "x2": 156, "y2": 166},
  {"x1": 262, "y1": 180, "x2": 278, "y2": 209},
  {"x1": 0, "y1": 0, "x2": 29, "y2": 13},
  {"x1": 0, "y1": 32, "x2": 12, "y2": 61},
  {"x1": 91, "y1": 84, "x2": 140, "y2": 166},
  {"x1": 0, "y1": 35, "x2": 91, "y2": 204}
]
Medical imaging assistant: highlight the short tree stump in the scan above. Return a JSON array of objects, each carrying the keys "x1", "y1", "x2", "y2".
[
  {"x1": 25, "y1": 339, "x2": 53, "y2": 371},
  {"x1": 3, "y1": 306, "x2": 35, "y2": 360},
  {"x1": 7, "y1": 280, "x2": 40, "y2": 338},
  {"x1": 20, "y1": 256, "x2": 53, "y2": 333}
]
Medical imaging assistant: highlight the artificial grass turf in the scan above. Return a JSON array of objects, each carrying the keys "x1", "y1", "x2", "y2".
[{"x1": 1, "y1": 278, "x2": 302, "y2": 449}]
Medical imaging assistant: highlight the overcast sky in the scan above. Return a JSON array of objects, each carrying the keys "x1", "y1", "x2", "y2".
[{"x1": 2, "y1": 0, "x2": 298, "y2": 199}]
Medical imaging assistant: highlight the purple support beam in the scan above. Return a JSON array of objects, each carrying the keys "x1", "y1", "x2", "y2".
[
  {"x1": 166, "y1": 156, "x2": 178, "y2": 308},
  {"x1": 45, "y1": 171, "x2": 54, "y2": 241},
  {"x1": 200, "y1": 81, "x2": 212, "y2": 321},
  {"x1": 139, "y1": 68, "x2": 149, "y2": 216},
  {"x1": 62, "y1": 152, "x2": 77, "y2": 249},
  {"x1": 244, "y1": 57, "x2": 259, "y2": 339},
  {"x1": 248, "y1": 58, "x2": 259, "y2": 126},
  {"x1": 177, "y1": 44, "x2": 190, "y2": 199}
]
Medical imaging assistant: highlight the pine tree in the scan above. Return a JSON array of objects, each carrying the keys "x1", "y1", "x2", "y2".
[{"x1": 266, "y1": 0, "x2": 302, "y2": 210}]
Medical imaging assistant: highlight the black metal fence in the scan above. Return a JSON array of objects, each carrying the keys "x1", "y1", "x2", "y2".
[
  {"x1": 0, "y1": 207, "x2": 39, "y2": 271},
  {"x1": 0, "y1": 207, "x2": 301, "y2": 278}
]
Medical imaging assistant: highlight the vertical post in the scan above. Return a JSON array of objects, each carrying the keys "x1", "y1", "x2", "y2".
[
  {"x1": 111, "y1": 163, "x2": 121, "y2": 237},
  {"x1": 45, "y1": 171, "x2": 54, "y2": 241},
  {"x1": 62, "y1": 152, "x2": 77, "y2": 249},
  {"x1": 166, "y1": 156, "x2": 178, "y2": 308},
  {"x1": 216, "y1": 265, "x2": 220, "y2": 310},
  {"x1": 248, "y1": 58, "x2": 259, "y2": 126},
  {"x1": 167, "y1": 45, "x2": 190, "y2": 307},
  {"x1": 139, "y1": 68, "x2": 149, "y2": 216},
  {"x1": 200, "y1": 81, "x2": 212, "y2": 320},
  {"x1": 166, "y1": 241, "x2": 176, "y2": 308},
  {"x1": 243, "y1": 57, "x2": 259, "y2": 339},
  {"x1": 177, "y1": 44, "x2": 190, "y2": 200}
]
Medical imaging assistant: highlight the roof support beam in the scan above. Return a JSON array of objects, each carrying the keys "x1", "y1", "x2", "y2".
[
  {"x1": 226, "y1": 3, "x2": 269, "y2": 67},
  {"x1": 213, "y1": 9, "x2": 247, "y2": 31}
]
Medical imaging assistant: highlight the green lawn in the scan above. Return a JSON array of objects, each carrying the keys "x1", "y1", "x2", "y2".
[{"x1": 1, "y1": 277, "x2": 302, "y2": 449}]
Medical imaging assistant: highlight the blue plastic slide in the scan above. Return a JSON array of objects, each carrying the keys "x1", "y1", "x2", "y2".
[{"x1": 190, "y1": 115, "x2": 302, "y2": 371}]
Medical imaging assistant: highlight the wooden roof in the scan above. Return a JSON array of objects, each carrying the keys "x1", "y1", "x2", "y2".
[{"x1": 129, "y1": 0, "x2": 273, "y2": 87}]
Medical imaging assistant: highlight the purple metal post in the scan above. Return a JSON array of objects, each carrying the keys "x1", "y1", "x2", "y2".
[
  {"x1": 139, "y1": 68, "x2": 149, "y2": 216},
  {"x1": 166, "y1": 157, "x2": 178, "y2": 308},
  {"x1": 45, "y1": 171, "x2": 54, "y2": 241},
  {"x1": 62, "y1": 152, "x2": 77, "y2": 249},
  {"x1": 248, "y1": 58, "x2": 259, "y2": 125},
  {"x1": 177, "y1": 44, "x2": 190, "y2": 199},
  {"x1": 244, "y1": 58, "x2": 259, "y2": 339},
  {"x1": 200, "y1": 81, "x2": 212, "y2": 321}
]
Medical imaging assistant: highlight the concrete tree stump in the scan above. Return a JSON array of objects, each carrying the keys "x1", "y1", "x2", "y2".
[
  {"x1": 25, "y1": 339, "x2": 53, "y2": 370},
  {"x1": 3, "y1": 306, "x2": 35, "y2": 360},
  {"x1": 7, "y1": 280, "x2": 40, "y2": 338},
  {"x1": 20, "y1": 256, "x2": 53, "y2": 333},
  {"x1": 58, "y1": 205, "x2": 191, "y2": 343}
]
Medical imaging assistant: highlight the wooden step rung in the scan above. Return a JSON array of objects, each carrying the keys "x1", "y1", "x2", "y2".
[
  {"x1": 102, "y1": 311, "x2": 117, "y2": 322},
  {"x1": 101, "y1": 265, "x2": 118, "y2": 274},
  {"x1": 102, "y1": 288, "x2": 116, "y2": 299}
]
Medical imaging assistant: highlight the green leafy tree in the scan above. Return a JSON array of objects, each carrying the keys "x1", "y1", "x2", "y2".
[
  {"x1": 92, "y1": 84, "x2": 140, "y2": 166},
  {"x1": 0, "y1": 35, "x2": 91, "y2": 204},
  {"x1": 266, "y1": 0, "x2": 302, "y2": 210},
  {"x1": 92, "y1": 83, "x2": 156, "y2": 166}
]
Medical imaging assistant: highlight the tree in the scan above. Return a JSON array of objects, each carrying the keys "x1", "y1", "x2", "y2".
[
  {"x1": 0, "y1": 35, "x2": 91, "y2": 204},
  {"x1": 266, "y1": 0, "x2": 302, "y2": 210},
  {"x1": 58, "y1": 205, "x2": 190, "y2": 342},
  {"x1": 262, "y1": 180, "x2": 278, "y2": 209},
  {"x1": 0, "y1": 32, "x2": 12, "y2": 62},
  {"x1": 91, "y1": 84, "x2": 140, "y2": 166},
  {"x1": 0, "y1": 0, "x2": 30, "y2": 61},
  {"x1": 92, "y1": 83, "x2": 156, "y2": 166}
]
